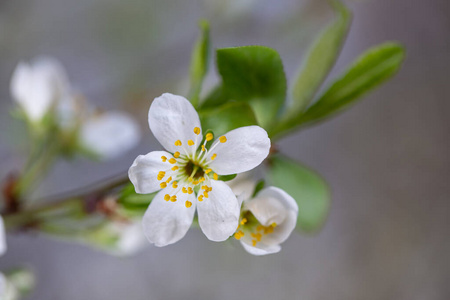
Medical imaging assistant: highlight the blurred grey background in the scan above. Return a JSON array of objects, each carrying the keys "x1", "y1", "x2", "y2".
[{"x1": 0, "y1": 0, "x2": 449, "y2": 299}]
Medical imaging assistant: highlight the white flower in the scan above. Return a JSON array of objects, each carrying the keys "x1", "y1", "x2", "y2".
[
  {"x1": 10, "y1": 57, "x2": 140, "y2": 160},
  {"x1": 234, "y1": 186, "x2": 298, "y2": 255},
  {"x1": 129, "y1": 93, "x2": 271, "y2": 246},
  {"x1": 10, "y1": 57, "x2": 68, "y2": 122}
]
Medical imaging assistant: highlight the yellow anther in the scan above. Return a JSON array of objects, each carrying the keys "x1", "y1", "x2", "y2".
[
  {"x1": 213, "y1": 173, "x2": 218, "y2": 181},
  {"x1": 173, "y1": 151, "x2": 180, "y2": 158},
  {"x1": 252, "y1": 240, "x2": 257, "y2": 247},
  {"x1": 157, "y1": 175, "x2": 164, "y2": 181},
  {"x1": 199, "y1": 177, "x2": 205, "y2": 182},
  {"x1": 240, "y1": 218, "x2": 247, "y2": 225},
  {"x1": 271, "y1": 222, "x2": 277, "y2": 228},
  {"x1": 170, "y1": 195, "x2": 177, "y2": 202},
  {"x1": 160, "y1": 182, "x2": 167, "y2": 188},
  {"x1": 211, "y1": 154, "x2": 217, "y2": 160},
  {"x1": 234, "y1": 232, "x2": 242, "y2": 240},
  {"x1": 256, "y1": 225, "x2": 264, "y2": 231},
  {"x1": 198, "y1": 195, "x2": 204, "y2": 202},
  {"x1": 219, "y1": 136, "x2": 227, "y2": 143},
  {"x1": 201, "y1": 185, "x2": 207, "y2": 190},
  {"x1": 166, "y1": 176, "x2": 172, "y2": 183},
  {"x1": 185, "y1": 201, "x2": 192, "y2": 208},
  {"x1": 255, "y1": 233, "x2": 262, "y2": 241},
  {"x1": 158, "y1": 171, "x2": 166, "y2": 176},
  {"x1": 171, "y1": 166, "x2": 179, "y2": 171},
  {"x1": 203, "y1": 191, "x2": 209, "y2": 198},
  {"x1": 174, "y1": 140, "x2": 182, "y2": 146},
  {"x1": 194, "y1": 127, "x2": 201, "y2": 135},
  {"x1": 188, "y1": 140, "x2": 195, "y2": 146},
  {"x1": 164, "y1": 194, "x2": 170, "y2": 201},
  {"x1": 204, "y1": 169, "x2": 212, "y2": 174},
  {"x1": 187, "y1": 187, "x2": 193, "y2": 194},
  {"x1": 201, "y1": 145, "x2": 206, "y2": 151},
  {"x1": 208, "y1": 187, "x2": 212, "y2": 192},
  {"x1": 188, "y1": 178, "x2": 193, "y2": 183},
  {"x1": 161, "y1": 156, "x2": 167, "y2": 162},
  {"x1": 206, "y1": 133, "x2": 213, "y2": 141},
  {"x1": 169, "y1": 158, "x2": 177, "y2": 164},
  {"x1": 182, "y1": 187, "x2": 188, "y2": 193},
  {"x1": 172, "y1": 181, "x2": 178, "y2": 188}
]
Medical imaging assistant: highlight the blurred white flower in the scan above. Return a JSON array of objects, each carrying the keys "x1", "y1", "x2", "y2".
[
  {"x1": 129, "y1": 93, "x2": 270, "y2": 246},
  {"x1": 235, "y1": 186, "x2": 298, "y2": 255},
  {"x1": 103, "y1": 221, "x2": 148, "y2": 256},
  {"x1": 10, "y1": 57, "x2": 140, "y2": 160},
  {"x1": 0, "y1": 216, "x2": 6, "y2": 256},
  {"x1": 0, "y1": 273, "x2": 19, "y2": 300},
  {"x1": 10, "y1": 57, "x2": 68, "y2": 122}
]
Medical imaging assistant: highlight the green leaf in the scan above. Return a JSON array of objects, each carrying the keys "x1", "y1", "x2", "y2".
[
  {"x1": 252, "y1": 180, "x2": 265, "y2": 197},
  {"x1": 216, "y1": 46, "x2": 287, "y2": 128},
  {"x1": 199, "y1": 102, "x2": 258, "y2": 137},
  {"x1": 188, "y1": 20, "x2": 210, "y2": 107},
  {"x1": 267, "y1": 154, "x2": 330, "y2": 233},
  {"x1": 299, "y1": 42, "x2": 405, "y2": 126},
  {"x1": 289, "y1": 0, "x2": 351, "y2": 115},
  {"x1": 217, "y1": 174, "x2": 237, "y2": 182},
  {"x1": 119, "y1": 183, "x2": 155, "y2": 210}
]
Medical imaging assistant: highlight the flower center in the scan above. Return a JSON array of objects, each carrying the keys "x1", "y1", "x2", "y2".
[
  {"x1": 234, "y1": 210, "x2": 277, "y2": 247},
  {"x1": 155, "y1": 127, "x2": 227, "y2": 208}
]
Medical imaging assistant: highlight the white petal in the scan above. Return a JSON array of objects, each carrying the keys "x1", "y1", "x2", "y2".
[
  {"x1": 197, "y1": 180, "x2": 240, "y2": 241},
  {"x1": 0, "y1": 217, "x2": 6, "y2": 256},
  {"x1": 142, "y1": 189, "x2": 196, "y2": 247},
  {"x1": 248, "y1": 187, "x2": 298, "y2": 245},
  {"x1": 114, "y1": 222, "x2": 148, "y2": 256},
  {"x1": 208, "y1": 126, "x2": 270, "y2": 175},
  {"x1": 148, "y1": 93, "x2": 201, "y2": 153},
  {"x1": 227, "y1": 174, "x2": 257, "y2": 204},
  {"x1": 240, "y1": 240, "x2": 281, "y2": 256},
  {"x1": 80, "y1": 111, "x2": 141, "y2": 160},
  {"x1": 128, "y1": 151, "x2": 173, "y2": 194}
]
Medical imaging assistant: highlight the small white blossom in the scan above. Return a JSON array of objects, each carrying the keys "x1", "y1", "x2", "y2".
[
  {"x1": 10, "y1": 57, "x2": 140, "y2": 160},
  {"x1": 234, "y1": 186, "x2": 298, "y2": 255},
  {"x1": 129, "y1": 93, "x2": 271, "y2": 246}
]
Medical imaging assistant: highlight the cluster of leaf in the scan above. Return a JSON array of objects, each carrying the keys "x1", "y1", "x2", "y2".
[{"x1": 121, "y1": 1, "x2": 405, "y2": 234}]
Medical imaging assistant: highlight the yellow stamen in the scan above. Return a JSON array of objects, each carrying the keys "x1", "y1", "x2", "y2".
[
  {"x1": 185, "y1": 201, "x2": 192, "y2": 208},
  {"x1": 252, "y1": 240, "x2": 257, "y2": 247},
  {"x1": 240, "y1": 218, "x2": 247, "y2": 225},
  {"x1": 170, "y1": 195, "x2": 177, "y2": 202},
  {"x1": 174, "y1": 140, "x2": 182, "y2": 146},
  {"x1": 172, "y1": 181, "x2": 178, "y2": 188},
  {"x1": 213, "y1": 173, "x2": 218, "y2": 181},
  {"x1": 204, "y1": 169, "x2": 212, "y2": 174},
  {"x1": 203, "y1": 191, "x2": 209, "y2": 198},
  {"x1": 187, "y1": 187, "x2": 193, "y2": 194},
  {"x1": 188, "y1": 140, "x2": 194, "y2": 146},
  {"x1": 169, "y1": 158, "x2": 177, "y2": 164},
  {"x1": 171, "y1": 166, "x2": 179, "y2": 171},
  {"x1": 219, "y1": 136, "x2": 227, "y2": 143},
  {"x1": 173, "y1": 151, "x2": 180, "y2": 158},
  {"x1": 160, "y1": 182, "x2": 167, "y2": 188},
  {"x1": 201, "y1": 145, "x2": 206, "y2": 151},
  {"x1": 211, "y1": 154, "x2": 217, "y2": 160},
  {"x1": 166, "y1": 176, "x2": 172, "y2": 183},
  {"x1": 164, "y1": 194, "x2": 170, "y2": 201},
  {"x1": 199, "y1": 177, "x2": 205, "y2": 182},
  {"x1": 256, "y1": 225, "x2": 264, "y2": 231},
  {"x1": 198, "y1": 195, "x2": 204, "y2": 202},
  {"x1": 161, "y1": 156, "x2": 167, "y2": 162},
  {"x1": 182, "y1": 187, "x2": 188, "y2": 193},
  {"x1": 194, "y1": 127, "x2": 201, "y2": 135},
  {"x1": 206, "y1": 133, "x2": 213, "y2": 141},
  {"x1": 271, "y1": 222, "x2": 277, "y2": 228}
]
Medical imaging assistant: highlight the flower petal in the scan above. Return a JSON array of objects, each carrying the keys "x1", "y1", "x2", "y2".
[
  {"x1": 142, "y1": 189, "x2": 196, "y2": 247},
  {"x1": 128, "y1": 151, "x2": 173, "y2": 194},
  {"x1": 208, "y1": 126, "x2": 270, "y2": 175},
  {"x1": 81, "y1": 111, "x2": 141, "y2": 160},
  {"x1": 0, "y1": 216, "x2": 6, "y2": 256},
  {"x1": 197, "y1": 180, "x2": 240, "y2": 241},
  {"x1": 148, "y1": 93, "x2": 201, "y2": 153},
  {"x1": 240, "y1": 240, "x2": 281, "y2": 256}
]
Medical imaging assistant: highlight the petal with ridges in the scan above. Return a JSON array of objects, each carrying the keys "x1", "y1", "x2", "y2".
[
  {"x1": 197, "y1": 180, "x2": 239, "y2": 241},
  {"x1": 208, "y1": 126, "x2": 270, "y2": 175},
  {"x1": 148, "y1": 93, "x2": 201, "y2": 154},
  {"x1": 128, "y1": 151, "x2": 173, "y2": 194},
  {"x1": 142, "y1": 189, "x2": 196, "y2": 247}
]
